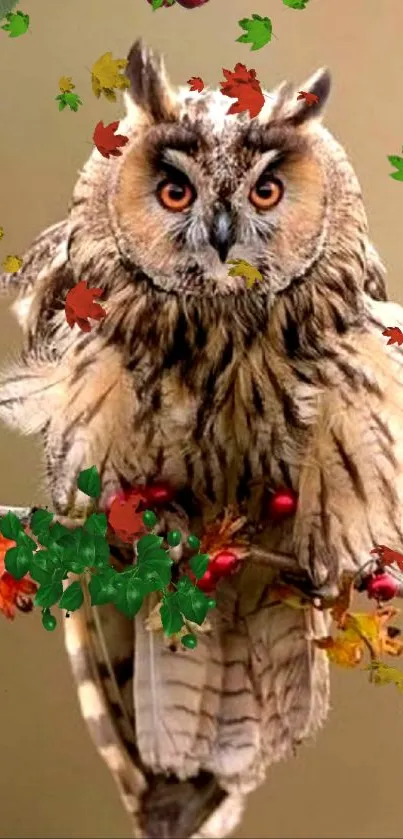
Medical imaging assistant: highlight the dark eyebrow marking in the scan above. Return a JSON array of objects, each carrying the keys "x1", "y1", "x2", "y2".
[
  {"x1": 146, "y1": 124, "x2": 201, "y2": 167},
  {"x1": 240, "y1": 122, "x2": 310, "y2": 158}
]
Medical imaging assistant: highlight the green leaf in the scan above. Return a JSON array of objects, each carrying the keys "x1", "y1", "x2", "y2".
[
  {"x1": 189, "y1": 553, "x2": 209, "y2": 580},
  {"x1": 59, "y1": 580, "x2": 84, "y2": 612},
  {"x1": 88, "y1": 574, "x2": 117, "y2": 606},
  {"x1": 16, "y1": 530, "x2": 38, "y2": 553},
  {"x1": 137, "y1": 548, "x2": 172, "y2": 588},
  {"x1": 283, "y1": 0, "x2": 310, "y2": 7},
  {"x1": 388, "y1": 154, "x2": 403, "y2": 181},
  {"x1": 151, "y1": 0, "x2": 165, "y2": 8},
  {"x1": 0, "y1": 511, "x2": 23, "y2": 540},
  {"x1": 30, "y1": 508, "x2": 54, "y2": 539},
  {"x1": 113, "y1": 576, "x2": 145, "y2": 618},
  {"x1": 4, "y1": 545, "x2": 31, "y2": 580},
  {"x1": 236, "y1": 14, "x2": 272, "y2": 51},
  {"x1": 34, "y1": 580, "x2": 63, "y2": 609},
  {"x1": 176, "y1": 575, "x2": 193, "y2": 592},
  {"x1": 160, "y1": 593, "x2": 184, "y2": 636},
  {"x1": 91, "y1": 535, "x2": 111, "y2": 567},
  {"x1": 77, "y1": 466, "x2": 101, "y2": 498},
  {"x1": 29, "y1": 558, "x2": 54, "y2": 585},
  {"x1": 177, "y1": 585, "x2": 209, "y2": 625},
  {"x1": 136, "y1": 533, "x2": 164, "y2": 560},
  {"x1": 58, "y1": 529, "x2": 96, "y2": 570},
  {"x1": 49, "y1": 521, "x2": 71, "y2": 543},
  {"x1": 83, "y1": 512, "x2": 108, "y2": 537}
]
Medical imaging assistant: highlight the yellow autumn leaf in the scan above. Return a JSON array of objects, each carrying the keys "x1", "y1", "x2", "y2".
[
  {"x1": 2, "y1": 254, "x2": 22, "y2": 273},
  {"x1": 227, "y1": 258, "x2": 263, "y2": 288},
  {"x1": 58, "y1": 76, "x2": 75, "y2": 93},
  {"x1": 0, "y1": 226, "x2": 4, "y2": 240},
  {"x1": 315, "y1": 634, "x2": 364, "y2": 668},
  {"x1": 368, "y1": 660, "x2": 403, "y2": 691},
  {"x1": 91, "y1": 52, "x2": 130, "y2": 101}
]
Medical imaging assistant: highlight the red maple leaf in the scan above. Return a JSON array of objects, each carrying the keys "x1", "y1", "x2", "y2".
[
  {"x1": 0, "y1": 535, "x2": 37, "y2": 620},
  {"x1": 108, "y1": 493, "x2": 147, "y2": 543},
  {"x1": 297, "y1": 90, "x2": 319, "y2": 106},
  {"x1": 382, "y1": 326, "x2": 403, "y2": 347},
  {"x1": 219, "y1": 63, "x2": 265, "y2": 119},
  {"x1": 371, "y1": 544, "x2": 403, "y2": 573},
  {"x1": 92, "y1": 120, "x2": 129, "y2": 159},
  {"x1": 65, "y1": 281, "x2": 107, "y2": 333},
  {"x1": 187, "y1": 76, "x2": 205, "y2": 93}
]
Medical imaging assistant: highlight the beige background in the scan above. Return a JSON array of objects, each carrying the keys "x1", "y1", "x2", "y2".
[{"x1": 1, "y1": 0, "x2": 403, "y2": 836}]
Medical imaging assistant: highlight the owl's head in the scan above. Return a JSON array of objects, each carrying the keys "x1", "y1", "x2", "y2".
[{"x1": 84, "y1": 41, "x2": 372, "y2": 302}]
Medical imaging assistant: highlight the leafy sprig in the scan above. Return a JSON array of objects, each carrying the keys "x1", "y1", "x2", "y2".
[{"x1": 0, "y1": 467, "x2": 215, "y2": 649}]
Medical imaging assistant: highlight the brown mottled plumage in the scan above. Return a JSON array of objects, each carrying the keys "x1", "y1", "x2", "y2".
[{"x1": 0, "y1": 39, "x2": 402, "y2": 839}]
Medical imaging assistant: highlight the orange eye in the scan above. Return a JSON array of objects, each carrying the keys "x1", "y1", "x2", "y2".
[
  {"x1": 157, "y1": 180, "x2": 195, "y2": 212},
  {"x1": 249, "y1": 176, "x2": 283, "y2": 211}
]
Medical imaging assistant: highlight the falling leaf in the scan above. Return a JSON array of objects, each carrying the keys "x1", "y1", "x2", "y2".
[
  {"x1": 236, "y1": 15, "x2": 273, "y2": 51},
  {"x1": 0, "y1": 534, "x2": 37, "y2": 620},
  {"x1": 91, "y1": 52, "x2": 130, "y2": 102},
  {"x1": 330, "y1": 572, "x2": 356, "y2": 625},
  {"x1": 0, "y1": 227, "x2": 4, "y2": 240},
  {"x1": 1, "y1": 10, "x2": 29, "y2": 37},
  {"x1": 64, "y1": 280, "x2": 106, "y2": 332},
  {"x1": 283, "y1": 0, "x2": 310, "y2": 7},
  {"x1": 382, "y1": 326, "x2": 403, "y2": 346},
  {"x1": 371, "y1": 543, "x2": 403, "y2": 572},
  {"x1": 368, "y1": 660, "x2": 403, "y2": 692},
  {"x1": 55, "y1": 91, "x2": 83, "y2": 112},
  {"x1": 220, "y1": 63, "x2": 265, "y2": 119},
  {"x1": 58, "y1": 76, "x2": 75, "y2": 93},
  {"x1": 388, "y1": 149, "x2": 403, "y2": 181},
  {"x1": 93, "y1": 120, "x2": 129, "y2": 159},
  {"x1": 297, "y1": 90, "x2": 319, "y2": 106},
  {"x1": 2, "y1": 255, "x2": 22, "y2": 273},
  {"x1": 108, "y1": 494, "x2": 147, "y2": 543},
  {"x1": 227, "y1": 258, "x2": 263, "y2": 288},
  {"x1": 314, "y1": 633, "x2": 364, "y2": 667},
  {"x1": 150, "y1": 0, "x2": 176, "y2": 7},
  {"x1": 187, "y1": 76, "x2": 204, "y2": 93}
]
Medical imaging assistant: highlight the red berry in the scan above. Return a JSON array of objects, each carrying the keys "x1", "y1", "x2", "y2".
[
  {"x1": 210, "y1": 550, "x2": 240, "y2": 579},
  {"x1": 366, "y1": 573, "x2": 399, "y2": 601},
  {"x1": 195, "y1": 568, "x2": 216, "y2": 593},
  {"x1": 268, "y1": 488, "x2": 298, "y2": 520},
  {"x1": 145, "y1": 482, "x2": 175, "y2": 506}
]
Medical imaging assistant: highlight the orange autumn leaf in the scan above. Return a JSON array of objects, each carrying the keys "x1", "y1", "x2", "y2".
[
  {"x1": 296, "y1": 90, "x2": 319, "y2": 106},
  {"x1": 314, "y1": 633, "x2": 364, "y2": 667},
  {"x1": 219, "y1": 63, "x2": 265, "y2": 118},
  {"x1": 187, "y1": 76, "x2": 205, "y2": 93},
  {"x1": 382, "y1": 326, "x2": 403, "y2": 347},
  {"x1": 371, "y1": 543, "x2": 403, "y2": 573},
  {"x1": 0, "y1": 534, "x2": 37, "y2": 620},
  {"x1": 65, "y1": 280, "x2": 107, "y2": 333},
  {"x1": 107, "y1": 493, "x2": 147, "y2": 543}
]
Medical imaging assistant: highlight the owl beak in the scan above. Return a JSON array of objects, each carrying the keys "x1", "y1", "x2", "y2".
[{"x1": 209, "y1": 210, "x2": 236, "y2": 263}]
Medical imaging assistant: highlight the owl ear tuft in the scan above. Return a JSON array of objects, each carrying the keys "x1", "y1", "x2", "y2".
[
  {"x1": 125, "y1": 39, "x2": 177, "y2": 124},
  {"x1": 272, "y1": 68, "x2": 331, "y2": 126}
]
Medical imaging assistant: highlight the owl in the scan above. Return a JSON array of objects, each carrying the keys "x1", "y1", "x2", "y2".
[{"x1": 1, "y1": 38, "x2": 403, "y2": 839}]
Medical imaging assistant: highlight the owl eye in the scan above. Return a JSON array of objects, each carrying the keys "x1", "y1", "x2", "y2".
[
  {"x1": 249, "y1": 175, "x2": 283, "y2": 211},
  {"x1": 157, "y1": 179, "x2": 195, "y2": 212}
]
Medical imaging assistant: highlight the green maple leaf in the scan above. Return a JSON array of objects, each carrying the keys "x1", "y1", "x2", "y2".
[
  {"x1": 160, "y1": 592, "x2": 184, "y2": 636},
  {"x1": 236, "y1": 14, "x2": 273, "y2": 51},
  {"x1": 55, "y1": 91, "x2": 83, "y2": 112},
  {"x1": 1, "y1": 10, "x2": 29, "y2": 36},
  {"x1": 283, "y1": 0, "x2": 310, "y2": 8},
  {"x1": 388, "y1": 150, "x2": 403, "y2": 181},
  {"x1": 59, "y1": 580, "x2": 84, "y2": 612}
]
